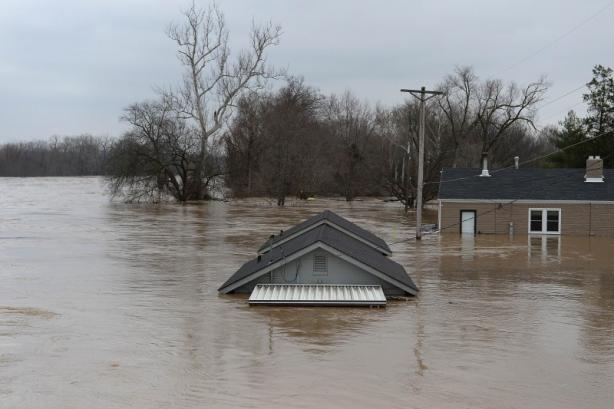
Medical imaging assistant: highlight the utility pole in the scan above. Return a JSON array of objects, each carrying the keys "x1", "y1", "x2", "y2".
[{"x1": 400, "y1": 86, "x2": 444, "y2": 240}]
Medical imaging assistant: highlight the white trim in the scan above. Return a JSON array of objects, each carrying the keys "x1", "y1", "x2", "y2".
[
  {"x1": 318, "y1": 243, "x2": 418, "y2": 296},
  {"x1": 585, "y1": 177, "x2": 604, "y2": 183},
  {"x1": 528, "y1": 208, "x2": 561, "y2": 235},
  {"x1": 439, "y1": 199, "x2": 614, "y2": 205},
  {"x1": 220, "y1": 242, "x2": 417, "y2": 295},
  {"x1": 221, "y1": 243, "x2": 321, "y2": 293},
  {"x1": 258, "y1": 219, "x2": 391, "y2": 256},
  {"x1": 437, "y1": 199, "x2": 442, "y2": 231}
]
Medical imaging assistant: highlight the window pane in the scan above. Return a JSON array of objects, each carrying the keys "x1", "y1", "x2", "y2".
[
  {"x1": 530, "y1": 210, "x2": 543, "y2": 232},
  {"x1": 547, "y1": 211, "x2": 559, "y2": 232},
  {"x1": 530, "y1": 220, "x2": 542, "y2": 232}
]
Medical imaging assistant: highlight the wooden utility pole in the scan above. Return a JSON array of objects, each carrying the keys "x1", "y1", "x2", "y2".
[{"x1": 400, "y1": 87, "x2": 444, "y2": 239}]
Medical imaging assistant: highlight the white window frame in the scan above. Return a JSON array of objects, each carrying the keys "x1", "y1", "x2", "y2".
[{"x1": 528, "y1": 208, "x2": 561, "y2": 235}]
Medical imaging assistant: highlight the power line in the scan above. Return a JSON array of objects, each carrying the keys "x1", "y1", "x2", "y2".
[
  {"x1": 539, "y1": 84, "x2": 586, "y2": 110},
  {"x1": 426, "y1": 129, "x2": 613, "y2": 186},
  {"x1": 539, "y1": 100, "x2": 585, "y2": 125},
  {"x1": 503, "y1": 0, "x2": 614, "y2": 72}
]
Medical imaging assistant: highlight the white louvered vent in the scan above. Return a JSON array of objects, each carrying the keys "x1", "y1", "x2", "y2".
[{"x1": 313, "y1": 254, "x2": 328, "y2": 275}]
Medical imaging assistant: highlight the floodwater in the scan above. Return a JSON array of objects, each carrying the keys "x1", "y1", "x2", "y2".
[{"x1": 1, "y1": 177, "x2": 613, "y2": 409}]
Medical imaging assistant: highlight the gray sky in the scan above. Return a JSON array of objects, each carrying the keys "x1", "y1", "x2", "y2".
[{"x1": 1, "y1": 0, "x2": 613, "y2": 142}]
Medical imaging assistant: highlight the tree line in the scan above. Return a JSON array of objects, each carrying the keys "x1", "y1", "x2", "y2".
[
  {"x1": 224, "y1": 68, "x2": 554, "y2": 208},
  {"x1": 0, "y1": 135, "x2": 111, "y2": 177},
  {"x1": 2, "y1": 2, "x2": 612, "y2": 207}
]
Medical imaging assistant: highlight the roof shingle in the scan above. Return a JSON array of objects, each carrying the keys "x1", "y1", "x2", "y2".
[
  {"x1": 257, "y1": 210, "x2": 392, "y2": 254},
  {"x1": 439, "y1": 168, "x2": 614, "y2": 201},
  {"x1": 219, "y1": 224, "x2": 417, "y2": 294}
]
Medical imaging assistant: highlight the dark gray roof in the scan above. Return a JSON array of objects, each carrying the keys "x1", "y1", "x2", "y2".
[
  {"x1": 219, "y1": 224, "x2": 417, "y2": 294},
  {"x1": 439, "y1": 168, "x2": 614, "y2": 201},
  {"x1": 258, "y1": 210, "x2": 392, "y2": 254}
]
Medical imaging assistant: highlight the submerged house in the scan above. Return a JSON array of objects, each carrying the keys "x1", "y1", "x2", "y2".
[
  {"x1": 219, "y1": 211, "x2": 418, "y2": 306},
  {"x1": 438, "y1": 155, "x2": 614, "y2": 236}
]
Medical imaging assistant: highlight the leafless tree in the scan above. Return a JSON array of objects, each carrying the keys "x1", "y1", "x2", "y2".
[
  {"x1": 165, "y1": 1, "x2": 282, "y2": 199},
  {"x1": 323, "y1": 91, "x2": 377, "y2": 201},
  {"x1": 107, "y1": 98, "x2": 222, "y2": 202},
  {"x1": 438, "y1": 66, "x2": 548, "y2": 167}
]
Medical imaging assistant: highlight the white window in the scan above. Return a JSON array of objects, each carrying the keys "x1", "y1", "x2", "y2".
[
  {"x1": 313, "y1": 254, "x2": 328, "y2": 275},
  {"x1": 528, "y1": 208, "x2": 561, "y2": 234}
]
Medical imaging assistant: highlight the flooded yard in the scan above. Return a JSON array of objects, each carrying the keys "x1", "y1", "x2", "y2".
[{"x1": 1, "y1": 177, "x2": 613, "y2": 408}]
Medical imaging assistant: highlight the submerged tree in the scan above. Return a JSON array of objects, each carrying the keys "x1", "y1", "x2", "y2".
[
  {"x1": 108, "y1": 2, "x2": 281, "y2": 202},
  {"x1": 107, "y1": 98, "x2": 220, "y2": 202}
]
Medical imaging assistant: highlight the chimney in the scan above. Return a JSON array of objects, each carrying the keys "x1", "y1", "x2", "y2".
[
  {"x1": 514, "y1": 156, "x2": 520, "y2": 169},
  {"x1": 480, "y1": 153, "x2": 491, "y2": 177},
  {"x1": 585, "y1": 155, "x2": 604, "y2": 183}
]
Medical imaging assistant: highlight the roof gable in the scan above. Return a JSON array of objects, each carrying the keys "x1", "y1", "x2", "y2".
[
  {"x1": 219, "y1": 225, "x2": 417, "y2": 295},
  {"x1": 257, "y1": 210, "x2": 392, "y2": 255},
  {"x1": 439, "y1": 167, "x2": 614, "y2": 201}
]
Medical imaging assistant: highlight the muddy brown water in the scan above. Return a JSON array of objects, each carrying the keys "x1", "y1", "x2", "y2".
[{"x1": 1, "y1": 177, "x2": 613, "y2": 408}]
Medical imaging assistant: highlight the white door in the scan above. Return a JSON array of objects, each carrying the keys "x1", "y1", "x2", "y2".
[{"x1": 461, "y1": 211, "x2": 476, "y2": 235}]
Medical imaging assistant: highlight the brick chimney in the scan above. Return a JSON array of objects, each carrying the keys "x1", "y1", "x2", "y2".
[
  {"x1": 585, "y1": 156, "x2": 604, "y2": 183},
  {"x1": 480, "y1": 153, "x2": 491, "y2": 177}
]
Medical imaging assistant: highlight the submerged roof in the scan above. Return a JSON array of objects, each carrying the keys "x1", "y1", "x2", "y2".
[
  {"x1": 439, "y1": 168, "x2": 614, "y2": 201},
  {"x1": 249, "y1": 284, "x2": 387, "y2": 306},
  {"x1": 219, "y1": 224, "x2": 417, "y2": 294},
  {"x1": 258, "y1": 210, "x2": 392, "y2": 254}
]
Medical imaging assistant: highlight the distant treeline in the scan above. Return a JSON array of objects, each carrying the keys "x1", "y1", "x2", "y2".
[
  {"x1": 0, "y1": 135, "x2": 111, "y2": 177},
  {"x1": 4, "y1": 1, "x2": 613, "y2": 208},
  {"x1": 3, "y1": 64, "x2": 612, "y2": 206}
]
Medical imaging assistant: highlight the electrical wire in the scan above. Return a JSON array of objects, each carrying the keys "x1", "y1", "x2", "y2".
[
  {"x1": 503, "y1": 0, "x2": 614, "y2": 72},
  {"x1": 426, "y1": 129, "x2": 613, "y2": 186}
]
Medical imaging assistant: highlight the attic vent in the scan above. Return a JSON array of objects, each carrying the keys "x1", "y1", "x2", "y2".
[{"x1": 313, "y1": 254, "x2": 328, "y2": 274}]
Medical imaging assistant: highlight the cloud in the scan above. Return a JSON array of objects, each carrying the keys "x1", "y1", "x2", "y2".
[{"x1": 0, "y1": 0, "x2": 612, "y2": 141}]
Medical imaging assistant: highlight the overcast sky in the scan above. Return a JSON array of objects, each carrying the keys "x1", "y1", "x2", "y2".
[{"x1": 1, "y1": 0, "x2": 613, "y2": 142}]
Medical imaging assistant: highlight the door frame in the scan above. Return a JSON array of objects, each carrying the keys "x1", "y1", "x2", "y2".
[{"x1": 459, "y1": 209, "x2": 477, "y2": 235}]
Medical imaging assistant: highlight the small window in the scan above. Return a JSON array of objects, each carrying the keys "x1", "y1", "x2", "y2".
[
  {"x1": 546, "y1": 211, "x2": 559, "y2": 233},
  {"x1": 528, "y1": 209, "x2": 561, "y2": 234},
  {"x1": 530, "y1": 210, "x2": 542, "y2": 232},
  {"x1": 313, "y1": 254, "x2": 328, "y2": 275}
]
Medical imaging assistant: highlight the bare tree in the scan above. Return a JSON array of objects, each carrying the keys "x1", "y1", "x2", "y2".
[
  {"x1": 475, "y1": 77, "x2": 548, "y2": 159},
  {"x1": 107, "y1": 98, "x2": 217, "y2": 202},
  {"x1": 438, "y1": 66, "x2": 477, "y2": 167},
  {"x1": 166, "y1": 2, "x2": 282, "y2": 199},
  {"x1": 438, "y1": 66, "x2": 548, "y2": 167},
  {"x1": 323, "y1": 91, "x2": 376, "y2": 201}
]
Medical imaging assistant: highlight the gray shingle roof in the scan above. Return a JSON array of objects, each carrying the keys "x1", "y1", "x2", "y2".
[
  {"x1": 439, "y1": 168, "x2": 614, "y2": 201},
  {"x1": 257, "y1": 210, "x2": 392, "y2": 254},
  {"x1": 219, "y1": 224, "x2": 417, "y2": 294}
]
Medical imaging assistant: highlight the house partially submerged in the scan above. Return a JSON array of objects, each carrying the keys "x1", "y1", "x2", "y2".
[
  {"x1": 438, "y1": 155, "x2": 614, "y2": 236},
  {"x1": 219, "y1": 211, "x2": 418, "y2": 306}
]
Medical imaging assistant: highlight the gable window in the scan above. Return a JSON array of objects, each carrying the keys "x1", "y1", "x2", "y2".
[
  {"x1": 528, "y1": 209, "x2": 561, "y2": 234},
  {"x1": 313, "y1": 254, "x2": 328, "y2": 275}
]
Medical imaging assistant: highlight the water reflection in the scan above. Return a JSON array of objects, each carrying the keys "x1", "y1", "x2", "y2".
[{"x1": 528, "y1": 235, "x2": 561, "y2": 262}]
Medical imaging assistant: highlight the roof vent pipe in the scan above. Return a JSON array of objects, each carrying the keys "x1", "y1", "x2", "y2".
[
  {"x1": 514, "y1": 156, "x2": 520, "y2": 169},
  {"x1": 480, "y1": 153, "x2": 491, "y2": 177}
]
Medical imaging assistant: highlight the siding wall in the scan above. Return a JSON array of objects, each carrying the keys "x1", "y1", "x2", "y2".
[
  {"x1": 234, "y1": 248, "x2": 406, "y2": 295},
  {"x1": 439, "y1": 201, "x2": 614, "y2": 236}
]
